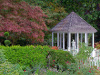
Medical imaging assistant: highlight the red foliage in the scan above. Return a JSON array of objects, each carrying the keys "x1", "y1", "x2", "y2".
[
  {"x1": 94, "y1": 41, "x2": 100, "y2": 49},
  {"x1": 0, "y1": 0, "x2": 47, "y2": 44},
  {"x1": 51, "y1": 46, "x2": 58, "y2": 50}
]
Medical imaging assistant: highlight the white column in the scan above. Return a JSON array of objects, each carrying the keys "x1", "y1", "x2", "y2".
[
  {"x1": 81, "y1": 33, "x2": 82, "y2": 43},
  {"x1": 57, "y1": 33, "x2": 59, "y2": 47},
  {"x1": 75, "y1": 33, "x2": 77, "y2": 48},
  {"x1": 63, "y1": 33, "x2": 65, "y2": 50},
  {"x1": 68, "y1": 33, "x2": 71, "y2": 51},
  {"x1": 85, "y1": 33, "x2": 88, "y2": 46},
  {"x1": 77, "y1": 33, "x2": 79, "y2": 52},
  {"x1": 92, "y1": 33, "x2": 94, "y2": 48},
  {"x1": 60, "y1": 33, "x2": 62, "y2": 48},
  {"x1": 52, "y1": 32, "x2": 54, "y2": 46}
]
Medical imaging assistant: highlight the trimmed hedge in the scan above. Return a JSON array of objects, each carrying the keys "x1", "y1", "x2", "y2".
[
  {"x1": 0, "y1": 45, "x2": 75, "y2": 70},
  {"x1": 0, "y1": 49, "x2": 25, "y2": 75},
  {"x1": 0, "y1": 45, "x2": 50, "y2": 68}
]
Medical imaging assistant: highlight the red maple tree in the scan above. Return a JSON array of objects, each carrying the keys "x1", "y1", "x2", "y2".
[{"x1": 0, "y1": 0, "x2": 47, "y2": 44}]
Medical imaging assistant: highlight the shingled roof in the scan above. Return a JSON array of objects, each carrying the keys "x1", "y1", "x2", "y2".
[{"x1": 50, "y1": 12, "x2": 97, "y2": 33}]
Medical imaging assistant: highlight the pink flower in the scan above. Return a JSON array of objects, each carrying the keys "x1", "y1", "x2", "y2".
[
  {"x1": 79, "y1": 67, "x2": 80, "y2": 69},
  {"x1": 53, "y1": 60, "x2": 55, "y2": 62},
  {"x1": 89, "y1": 71, "x2": 91, "y2": 73},
  {"x1": 66, "y1": 61, "x2": 69, "y2": 64},
  {"x1": 24, "y1": 70, "x2": 26, "y2": 72}
]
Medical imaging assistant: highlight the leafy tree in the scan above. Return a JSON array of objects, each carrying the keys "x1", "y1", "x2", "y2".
[
  {"x1": 23, "y1": 0, "x2": 100, "y2": 45},
  {"x1": 46, "y1": 0, "x2": 100, "y2": 42},
  {"x1": 0, "y1": 0, "x2": 47, "y2": 44},
  {"x1": 26, "y1": 1, "x2": 68, "y2": 45}
]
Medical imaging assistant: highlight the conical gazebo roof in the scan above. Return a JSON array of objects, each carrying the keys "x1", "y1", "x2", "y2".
[{"x1": 50, "y1": 12, "x2": 97, "y2": 33}]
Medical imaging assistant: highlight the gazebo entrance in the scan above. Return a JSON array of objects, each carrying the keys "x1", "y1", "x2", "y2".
[{"x1": 50, "y1": 12, "x2": 97, "y2": 52}]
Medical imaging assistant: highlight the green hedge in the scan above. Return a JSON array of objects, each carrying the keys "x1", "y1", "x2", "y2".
[
  {"x1": 0, "y1": 45, "x2": 50, "y2": 68},
  {"x1": 0, "y1": 45, "x2": 75, "y2": 70},
  {"x1": 0, "y1": 49, "x2": 25, "y2": 75}
]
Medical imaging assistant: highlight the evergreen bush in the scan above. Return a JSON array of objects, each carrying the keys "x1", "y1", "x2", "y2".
[
  {"x1": 0, "y1": 45, "x2": 75, "y2": 71},
  {"x1": 0, "y1": 49, "x2": 26, "y2": 75},
  {"x1": 4, "y1": 40, "x2": 11, "y2": 46},
  {"x1": 4, "y1": 32, "x2": 9, "y2": 37},
  {"x1": 49, "y1": 50, "x2": 75, "y2": 70}
]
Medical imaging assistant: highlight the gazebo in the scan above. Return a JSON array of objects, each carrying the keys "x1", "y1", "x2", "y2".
[{"x1": 50, "y1": 12, "x2": 97, "y2": 52}]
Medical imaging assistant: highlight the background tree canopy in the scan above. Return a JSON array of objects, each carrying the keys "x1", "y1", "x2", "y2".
[
  {"x1": 0, "y1": 0, "x2": 100, "y2": 45},
  {"x1": 24, "y1": 0, "x2": 99, "y2": 44}
]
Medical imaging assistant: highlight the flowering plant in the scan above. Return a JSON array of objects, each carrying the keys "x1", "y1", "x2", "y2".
[
  {"x1": 51, "y1": 46, "x2": 58, "y2": 50},
  {"x1": 94, "y1": 41, "x2": 100, "y2": 49}
]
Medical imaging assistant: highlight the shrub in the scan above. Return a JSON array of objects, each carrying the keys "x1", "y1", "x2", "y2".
[
  {"x1": 4, "y1": 40, "x2": 11, "y2": 46},
  {"x1": 0, "y1": 37, "x2": 6, "y2": 45},
  {"x1": 94, "y1": 41, "x2": 100, "y2": 49},
  {"x1": 0, "y1": 49, "x2": 26, "y2": 75},
  {"x1": 0, "y1": 45, "x2": 51, "y2": 69},
  {"x1": 51, "y1": 46, "x2": 58, "y2": 50},
  {"x1": 0, "y1": 45, "x2": 75, "y2": 71},
  {"x1": 0, "y1": 62, "x2": 25, "y2": 75},
  {"x1": 49, "y1": 50, "x2": 75, "y2": 70},
  {"x1": 75, "y1": 43, "x2": 93, "y2": 61},
  {"x1": 4, "y1": 32, "x2": 9, "y2": 37},
  {"x1": 74, "y1": 67, "x2": 95, "y2": 75},
  {"x1": 16, "y1": 38, "x2": 30, "y2": 46},
  {"x1": 0, "y1": 49, "x2": 6, "y2": 64}
]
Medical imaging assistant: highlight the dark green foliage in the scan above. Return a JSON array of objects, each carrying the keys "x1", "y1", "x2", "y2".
[
  {"x1": 4, "y1": 32, "x2": 9, "y2": 37},
  {"x1": 0, "y1": 37, "x2": 6, "y2": 45},
  {"x1": 49, "y1": 50, "x2": 75, "y2": 69},
  {"x1": 16, "y1": 38, "x2": 30, "y2": 46},
  {"x1": 4, "y1": 40, "x2": 11, "y2": 46}
]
